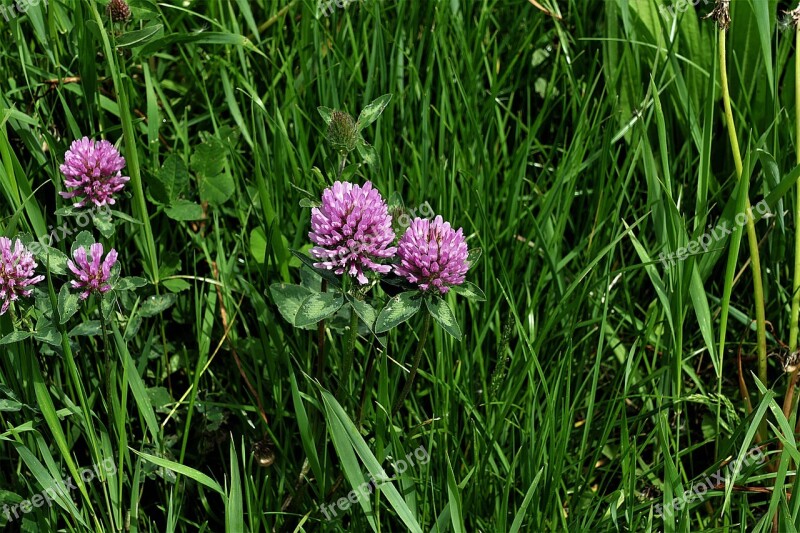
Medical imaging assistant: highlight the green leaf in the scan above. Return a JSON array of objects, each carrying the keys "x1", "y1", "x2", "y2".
[
  {"x1": 116, "y1": 23, "x2": 163, "y2": 48},
  {"x1": 466, "y1": 248, "x2": 482, "y2": 269},
  {"x1": 93, "y1": 209, "x2": 115, "y2": 239},
  {"x1": 375, "y1": 292, "x2": 422, "y2": 333},
  {"x1": 110, "y1": 209, "x2": 143, "y2": 225},
  {"x1": 289, "y1": 369, "x2": 323, "y2": 487},
  {"x1": 270, "y1": 283, "x2": 312, "y2": 326},
  {"x1": 57, "y1": 283, "x2": 80, "y2": 324},
  {"x1": 290, "y1": 250, "x2": 341, "y2": 288},
  {"x1": 356, "y1": 139, "x2": 379, "y2": 167},
  {"x1": 347, "y1": 296, "x2": 378, "y2": 332},
  {"x1": 426, "y1": 297, "x2": 462, "y2": 340},
  {"x1": 317, "y1": 106, "x2": 334, "y2": 125},
  {"x1": 299, "y1": 197, "x2": 320, "y2": 208},
  {"x1": 138, "y1": 31, "x2": 261, "y2": 57},
  {"x1": 71, "y1": 231, "x2": 95, "y2": 256},
  {"x1": 28, "y1": 241, "x2": 68, "y2": 276},
  {"x1": 320, "y1": 390, "x2": 422, "y2": 533},
  {"x1": 146, "y1": 387, "x2": 173, "y2": 410},
  {"x1": 356, "y1": 93, "x2": 392, "y2": 131},
  {"x1": 199, "y1": 173, "x2": 235, "y2": 206},
  {"x1": 0, "y1": 385, "x2": 22, "y2": 412},
  {"x1": 509, "y1": 469, "x2": 545, "y2": 533},
  {"x1": 33, "y1": 318, "x2": 61, "y2": 346},
  {"x1": 0, "y1": 331, "x2": 33, "y2": 345},
  {"x1": 162, "y1": 279, "x2": 191, "y2": 293},
  {"x1": 114, "y1": 326, "x2": 160, "y2": 442},
  {"x1": 131, "y1": 449, "x2": 224, "y2": 495},
  {"x1": 226, "y1": 440, "x2": 244, "y2": 533},
  {"x1": 250, "y1": 227, "x2": 267, "y2": 264},
  {"x1": 116, "y1": 276, "x2": 149, "y2": 291},
  {"x1": 449, "y1": 282, "x2": 486, "y2": 301},
  {"x1": 190, "y1": 136, "x2": 227, "y2": 178},
  {"x1": 446, "y1": 454, "x2": 466, "y2": 533},
  {"x1": 101, "y1": 292, "x2": 116, "y2": 322},
  {"x1": 294, "y1": 292, "x2": 344, "y2": 327},
  {"x1": 69, "y1": 321, "x2": 102, "y2": 337},
  {"x1": 153, "y1": 154, "x2": 189, "y2": 204},
  {"x1": 138, "y1": 294, "x2": 177, "y2": 317},
  {"x1": 165, "y1": 200, "x2": 205, "y2": 221}
]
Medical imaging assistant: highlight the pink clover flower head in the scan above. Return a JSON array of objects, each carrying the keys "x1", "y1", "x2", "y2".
[
  {"x1": 67, "y1": 243, "x2": 118, "y2": 300},
  {"x1": 60, "y1": 137, "x2": 129, "y2": 208},
  {"x1": 0, "y1": 237, "x2": 45, "y2": 315},
  {"x1": 309, "y1": 181, "x2": 397, "y2": 285},
  {"x1": 395, "y1": 215, "x2": 469, "y2": 294}
]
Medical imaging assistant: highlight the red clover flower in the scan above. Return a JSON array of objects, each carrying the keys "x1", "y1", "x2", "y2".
[
  {"x1": 0, "y1": 237, "x2": 44, "y2": 315},
  {"x1": 309, "y1": 181, "x2": 397, "y2": 285},
  {"x1": 395, "y1": 215, "x2": 469, "y2": 294},
  {"x1": 67, "y1": 243, "x2": 118, "y2": 300},
  {"x1": 60, "y1": 137, "x2": 130, "y2": 208}
]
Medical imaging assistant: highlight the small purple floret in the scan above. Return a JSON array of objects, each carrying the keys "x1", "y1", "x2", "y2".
[
  {"x1": 0, "y1": 237, "x2": 45, "y2": 315},
  {"x1": 309, "y1": 181, "x2": 397, "y2": 285},
  {"x1": 395, "y1": 215, "x2": 469, "y2": 294},
  {"x1": 67, "y1": 243, "x2": 118, "y2": 300},
  {"x1": 60, "y1": 137, "x2": 130, "y2": 208}
]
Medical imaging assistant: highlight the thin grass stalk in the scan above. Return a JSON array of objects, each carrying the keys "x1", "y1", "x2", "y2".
[
  {"x1": 392, "y1": 312, "x2": 432, "y2": 416},
  {"x1": 718, "y1": 27, "x2": 768, "y2": 442},
  {"x1": 785, "y1": 20, "x2": 800, "y2": 424}
]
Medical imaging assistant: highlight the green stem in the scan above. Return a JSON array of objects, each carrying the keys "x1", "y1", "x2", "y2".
[
  {"x1": 392, "y1": 312, "x2": 433, "y2": 416},
  {"x1": 792, "y1": 27, "x2": 800, "y2": 354},
  {"x1": 100, "y1": 311, "x2": 113, "y2": 410},
  {"x1": 336, "y1": 306, "x2": 359, "y2": 400},
  {"x1": 719, "y1": 28, "x2": 768, "y2": 440},
  {"x1": 337, "y1": 153, "x2": 347, "y2": 180},
  {"x1": 784, "y1": 23, "x2": 800, "y2": 425}
]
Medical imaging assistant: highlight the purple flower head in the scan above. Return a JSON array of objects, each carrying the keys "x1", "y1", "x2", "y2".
[
  {"x1": 0, "y1": 237, "x2": 45, "y2": 315},
  {"x1": 67, "y1": 243, "x2": 118, "y2": 300},
  {"x1": 395, "y1": 215, "x2": 469, "y2": 294},
  {"x1": 309, "y1": 181, "x2": 397, "y2": 285},
  {"x1": 60, "y1": 137, "x2": 130, "y2": 208}
]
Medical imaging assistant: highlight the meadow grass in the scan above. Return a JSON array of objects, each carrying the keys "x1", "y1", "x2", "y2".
[{"x1": 4, "y1": 0, "x2": 800, "y2": 531}]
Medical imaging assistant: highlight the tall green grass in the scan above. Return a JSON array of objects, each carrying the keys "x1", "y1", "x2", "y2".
[{"x1": 3, "y1": 0, "x2": 800, "y2": 531}]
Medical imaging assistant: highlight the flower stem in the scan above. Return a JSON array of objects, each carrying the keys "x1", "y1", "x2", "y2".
[
  {"x1": 336, "y1": 306, "x2": 359, "y2": 400},
  {"x1": 392, "y1": 312, "x2": 432, "y2": 416},
  {"x1": 337, "y1": 154, "x2": 347, "y2": 180},
  {"x1": 719, "y1": 27, "x2": 768, "y2": 440},
  {"x1": 100, "y1": 310, "x2": 113, "y2": 409}
]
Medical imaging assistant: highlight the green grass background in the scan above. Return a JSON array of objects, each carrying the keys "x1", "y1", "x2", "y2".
[{"x1": 3, "y1": 0, "x2": 800, "y2": 531}]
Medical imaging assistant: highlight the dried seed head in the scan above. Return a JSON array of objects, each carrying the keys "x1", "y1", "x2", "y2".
[
  {"x1": 326, "y1": 110, "x2": 358, "y2": 155},
  {"x1": 107, "y1": 0, "x2": 132, "y2": 23},
  {"x1": 706, "y1": 0, "x2": 731, "y2": 31},
  {"x1": 788, "y1": 4, "x2": 800, "y2": 29}
]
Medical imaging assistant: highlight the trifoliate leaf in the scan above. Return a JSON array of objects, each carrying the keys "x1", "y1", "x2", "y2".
[{"x1": 375, "y1": 292, "x2": 422, "y2": 333}]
